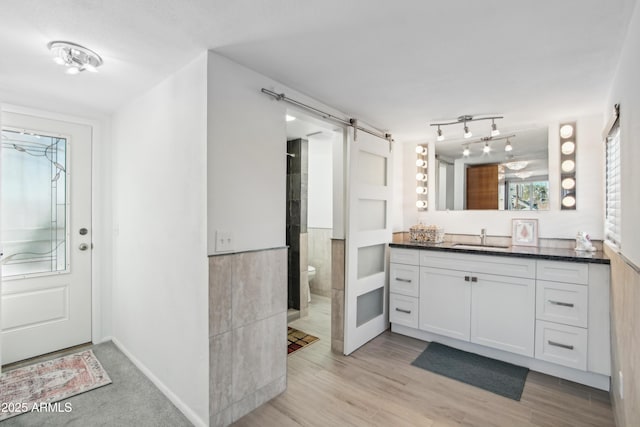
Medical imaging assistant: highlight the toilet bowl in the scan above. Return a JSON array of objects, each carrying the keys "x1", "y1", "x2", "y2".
[{"x1": 307, "y1": 266, "x2": 316, "y2": 302}]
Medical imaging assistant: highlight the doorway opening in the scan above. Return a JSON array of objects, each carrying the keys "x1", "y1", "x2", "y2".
[{"x1": 285, "y1": 111, "x2": 343, "y2": 351}]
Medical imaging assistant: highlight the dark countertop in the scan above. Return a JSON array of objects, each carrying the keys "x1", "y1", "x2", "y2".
[{"x1": 390, "y1": 240, "x2": 610, "y2": 265}]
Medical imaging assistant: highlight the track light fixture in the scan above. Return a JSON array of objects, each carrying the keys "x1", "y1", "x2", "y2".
[
  {"x1": 505, "y1": 138, "x2": 513, "y2": 152},
  {"x1": 430, "y1": 115, "x2": 504, "y2": 142},
  {"x1": 483, "y1": 141, "x2": 491, "y2": 153},
  {"x1": 462, "y1": 146, "x2": 470, "y2": 157},
  {"x1": 491, "y1": 119, "x2": 500, "y2": 137}
]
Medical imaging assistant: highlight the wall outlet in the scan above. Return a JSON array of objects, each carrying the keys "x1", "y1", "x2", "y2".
[
  {"x1": 619, "y1": 371, "x2": 624, "y2": 399},
  {"x1": 216, "y1": 230, "x2": 234, "y2": 252}
]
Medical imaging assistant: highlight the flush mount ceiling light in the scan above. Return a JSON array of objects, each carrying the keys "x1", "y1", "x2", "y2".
[
  {"x1": 504, "y1": 160, "x2": 528, "y2": 171},
  {"x1": 430, "y1": 115, "x2": 503, "y2": 142},
  {"x1": 47, "y1": 41, "x2": 103, "y2": 74},
  {"x1": 515, "y1": 171, "x2": 533, "y2": 180}
]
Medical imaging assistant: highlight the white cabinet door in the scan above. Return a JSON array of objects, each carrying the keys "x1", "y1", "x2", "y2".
[
  {"x1": 470, "y1": 273, "x2": 535, "y2": 357},
  {"x1": 419, "y1": 267, "x2": 470, "y2": 341}
]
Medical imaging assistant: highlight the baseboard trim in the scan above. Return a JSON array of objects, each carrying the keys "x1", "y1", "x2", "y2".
[{"x1": 110, "y1": 337, "x2": 207, "y2": 427}]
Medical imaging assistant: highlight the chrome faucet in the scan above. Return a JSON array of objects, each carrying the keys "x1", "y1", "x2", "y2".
[{"x1": 480, "y1": 228, "x2": 487, "y2": 246}]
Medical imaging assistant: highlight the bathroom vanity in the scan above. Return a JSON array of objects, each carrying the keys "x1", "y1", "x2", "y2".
[{"x1": 389, "y1": 241, "x2": 611, "y2": 390}]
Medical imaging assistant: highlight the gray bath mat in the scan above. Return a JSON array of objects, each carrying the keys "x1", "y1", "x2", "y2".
[{"x1": 411, "y1": 342, "x2": 529, "y2": 400}]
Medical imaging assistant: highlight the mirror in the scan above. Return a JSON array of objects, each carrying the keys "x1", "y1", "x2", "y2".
[{"x1": 434, "y1": 127, "x2": 549, "y2": 211}]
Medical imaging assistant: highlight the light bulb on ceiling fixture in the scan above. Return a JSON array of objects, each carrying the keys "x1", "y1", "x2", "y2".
[
  {"x1": 504, "y1": 139, "x2": 513, "y2": 152},
  {"x1": 483, "y1": 142, "x2": 491, "y2": 153},
  {"x1": 462, "y1": 146, "x2": 470, "y2": 157},
  {"x1": 436, "y1": 126, "x2": 444, "y2": 141},
  {"x1": 491, "y1": 119, "x2": 500, "y2": 137},
  {"x1": 463, "y1": 123, "x2": 472, "y2": 139},
  {"x1": 66, "y1": 66, "x2": 80, "y2": 75},
  {"x1": 285, "y1": 114, "x2": 296, "y2": 122}
]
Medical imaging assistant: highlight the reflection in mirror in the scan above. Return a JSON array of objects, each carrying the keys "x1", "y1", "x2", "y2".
[{"x1": 434, "y1": 127, "x2": 548, "y2": 211}]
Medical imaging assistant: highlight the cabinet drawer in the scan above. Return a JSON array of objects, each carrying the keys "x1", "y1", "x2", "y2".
[
  {"x1": 537, "y1": 260, "x2": 588, "y2": 285},
  {"x1": 390, "y1": 263, "x2": 419, "y2": 297},
  {"x1": 390, "y1": 294, "x2": 419, "y2": 328},
  {"x1": 420, "y1": 251, "x2": 535, "y2": 279},
  {"x1": 536, "y1": 281, "x2": 588, "y2": 327},
  {"x1": 535, "y1": 320, "x2": 587, "y2": 371},
  {"x1": 390, "y1": 248, "x2": 419, "y2": 265}
]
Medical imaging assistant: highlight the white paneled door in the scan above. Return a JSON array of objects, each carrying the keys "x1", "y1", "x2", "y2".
[
  {"x1": 344, "y1": 130, "x2": 393, "y2": 355},
  {"x1": 1, "y1": 112, "x2": 92, "y2": 365}
]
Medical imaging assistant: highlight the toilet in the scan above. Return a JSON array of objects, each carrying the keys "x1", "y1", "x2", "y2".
[{"x1": 307, "y1": 266, "x2": 316, "y2": 302}]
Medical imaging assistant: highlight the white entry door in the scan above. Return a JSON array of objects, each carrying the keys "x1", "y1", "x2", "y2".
[
  {"x1": 1, "y1": 112, "x2": 92, "y2": 365},
  {"x1": 344, "y1": 129, "x2": 393, "y2": 355}
]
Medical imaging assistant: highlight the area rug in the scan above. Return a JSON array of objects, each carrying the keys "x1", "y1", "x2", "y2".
[
  {"x1": 411, "y1": 342, "x2": 529, "y2": 401},
  {"x1": 0, "y1": 349, "x2": 112, "y2": 421},
  {"x1": 288, "y1": 327, "x2": 319, "y2": 355}
]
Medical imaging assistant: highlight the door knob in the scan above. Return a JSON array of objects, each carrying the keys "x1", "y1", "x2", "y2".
[{"x1": 79, "y1": 243, "x2": 89, "y2": 251}]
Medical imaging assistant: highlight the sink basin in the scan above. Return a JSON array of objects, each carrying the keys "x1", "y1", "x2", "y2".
[{"x1": 452, "y1": 244, "x2": 510, "y2": 252}]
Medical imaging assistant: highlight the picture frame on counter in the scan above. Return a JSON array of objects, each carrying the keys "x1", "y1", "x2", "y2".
[{"x1": 512, "y1": 218, "x2": 538, "y2": 247}]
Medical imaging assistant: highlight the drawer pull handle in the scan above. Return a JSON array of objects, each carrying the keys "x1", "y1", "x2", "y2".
[
  {"x1": 471, "y1": 277, "x2": 478, "y2": 283},
  {"x1": 549, "y1": 300, "x2": 574, "y2": 307},
  {"x1": 464, "y1": 276, "x2": 470, "y2": 282},
  {"x1": 548, "y1": 340, "x2": 574, "y2": 350},
  {"x1": 395, "y1": 308, "x2": 412, "y2": 314},
  {"x1": 395, "y1": 278, "x2": 412, "y2": 283}
]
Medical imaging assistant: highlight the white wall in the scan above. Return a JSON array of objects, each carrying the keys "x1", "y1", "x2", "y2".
[
  {"x1": 607, "y1": 1, "x2": 640, "y2": 267},
  {"x1": 207, "y1": 52, "x2": 362, "y2": 253},
  {"x1": 111, "y1": 53, "x2": 209, "y2": 426},
  {"x1": 308, "y1": 134, "x2": 333, "y2": 229},
  {"x1": 400, "y1": 115, "x2": 605, "y2": 239}
]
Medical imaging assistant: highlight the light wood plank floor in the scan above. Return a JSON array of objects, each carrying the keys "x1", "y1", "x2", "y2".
[{"x1": 233, "y1": 294, "x2": 614, "y2": 427}]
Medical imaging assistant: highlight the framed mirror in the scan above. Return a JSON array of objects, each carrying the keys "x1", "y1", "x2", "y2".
[{"x1": 434, "y1": 127, "x2": 549, "y2": 211}]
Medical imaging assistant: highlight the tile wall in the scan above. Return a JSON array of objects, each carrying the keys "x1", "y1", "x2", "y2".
[{"x1": 208, "y1": 247, "x2": 287, "y2": 426}]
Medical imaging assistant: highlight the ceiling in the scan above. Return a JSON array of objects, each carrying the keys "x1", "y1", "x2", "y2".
[{"x1": 0, "y1": 0, "x2": 636, "y2": 141}]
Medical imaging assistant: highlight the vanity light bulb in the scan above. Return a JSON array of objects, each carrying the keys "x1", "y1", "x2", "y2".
[
  {"x1": 561, "y1": 141, "x2": 575, "y2": 155},
  {"x1": 416, "y1": 200, "x2": 427, "y2": 209},
  {"x1": 415, "y1": 145, "x2": 427, "y2": 155},
  {"x1": 562, "y1": 177, "x2": 576, "y2": 190},
  {"x1": 562, "y1": 195, "x2": 576, "y2": 208},
  {"x1": 416, "y1": 186, "x2": 427, "y2": 194},
  {"x1": 416, "y1": 159, "x2": 427, "y2": 168},
  {"x1": 416, "y1": 172, "x2": 427, "y2": 182},
  {"x1": 561, "y1": 160, "x2": 575, "y2": 172},
  {"x1": 560, "y1": 124, "x2": 574, "y2": 139}
]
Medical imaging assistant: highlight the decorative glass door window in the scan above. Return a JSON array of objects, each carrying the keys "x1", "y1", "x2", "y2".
[{"x1": 1, "y1": 128, "x2": 69, "y2": 278}]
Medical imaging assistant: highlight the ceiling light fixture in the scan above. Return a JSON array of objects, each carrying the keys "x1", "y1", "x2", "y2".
[
  {"x1": 430, "y1": 114, "x2": 503, "y2": 141},
  {"x1": 47, "y1": 41, "x2": 103, "y2": 74},
  {"x1": 483, "y1": 141, "x2": 491, "y2": 153},
  {"x1": 462, "y1": 146, "x2": 470, "y2": 157},
  {"x1": 504, "y1": 161, "x2": 528, "y2": 171},
  {"x1": 504, "y1": 138, "x2": 513, "y2": 152},
  {"x1": 286, "y1": 114, "x2": 296, "y2": 122},
  {"x1": 491, "y1": 119, "x2": 500, "y2": 137}
]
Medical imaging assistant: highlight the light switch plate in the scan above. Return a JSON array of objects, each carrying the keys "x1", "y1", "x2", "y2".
[{"x1": 216, "y1": 230, "x2": 234, "y2": 252}]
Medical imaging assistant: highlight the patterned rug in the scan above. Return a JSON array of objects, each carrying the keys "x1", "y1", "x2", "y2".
[
  {"x1": 288, "y1": 327, "x2": 319, "y2": 355},
  {"x1": 0, "y1": 349, "x2": 112, "y2": 421}
]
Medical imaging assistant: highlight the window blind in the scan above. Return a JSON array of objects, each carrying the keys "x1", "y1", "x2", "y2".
[{"x1": 605, "y1": 126, "x2": 621, "y2": 247}]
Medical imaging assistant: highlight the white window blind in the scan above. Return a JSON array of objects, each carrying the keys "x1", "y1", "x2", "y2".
[{"x1": 605, "y1": 127, "x2": 621, "y2": 247}]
